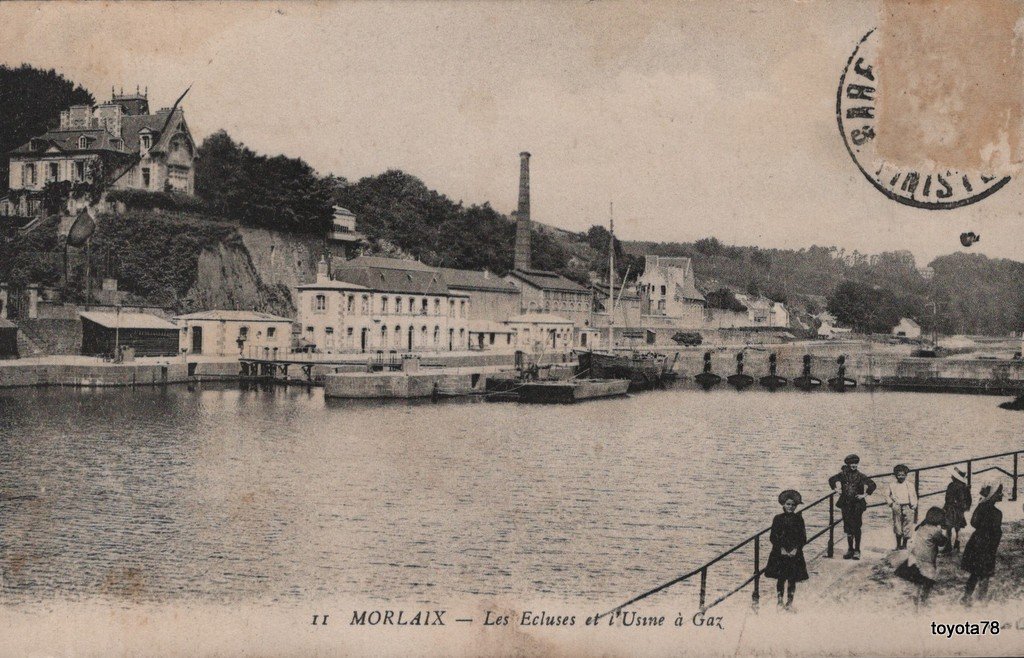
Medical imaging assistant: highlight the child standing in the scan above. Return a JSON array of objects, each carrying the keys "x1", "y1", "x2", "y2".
[
  {"x1": 886, "y1": 464, "x2": 918, "y2": 550},
  {"x1": 828, "y1": 454, "x2": 877, "y2": 559},
  {"x1": 961, "y1": 483, "x2": 1003, "y2": 605},
  {"x1": 763, "y1": 489, "x2": 808, "y2": 610},
  {"x1": 943, "y1": 466, "x2": 972, "y2": 554}
]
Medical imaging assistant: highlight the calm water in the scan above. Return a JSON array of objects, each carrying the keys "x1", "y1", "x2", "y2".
[{"x1": 0, "y1": 385, "x2": 1020, "y2": 606}]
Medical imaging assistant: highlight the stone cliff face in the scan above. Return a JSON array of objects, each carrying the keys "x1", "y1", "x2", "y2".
[
  {"x1": 186, "y1": 242, "x2": 296, "y2": 318},
  {"x1": 235, "y1": 226, "x2": 321, "y2": 295},
  {"x1": 101, "y1": 211, "x2": 328, "y2": 319}
]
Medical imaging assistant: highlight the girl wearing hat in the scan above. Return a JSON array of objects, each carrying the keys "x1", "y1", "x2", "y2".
[
  {"x1": 943, "y1": 466, "x2": 972, "y2": 554},
  {"x1": 896, "y1": 506, "x2": 949, "y2": 606},
  {"x1": 763, "y1": 490, "x2": 808, "y2": 610},
  {"x1": 960, "y1": 483, "x2": 1003, "y2": 605}
]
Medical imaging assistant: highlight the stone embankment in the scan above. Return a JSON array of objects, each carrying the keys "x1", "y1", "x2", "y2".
[{"x1": 0, "y1": 356, "x2": 238, "y2": 388}]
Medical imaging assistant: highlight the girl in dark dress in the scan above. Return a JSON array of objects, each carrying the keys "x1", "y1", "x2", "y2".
[
  {"x1": 764, "y1": 489, "x2": 808, "y2": 610},
  {"x1": 943, "y1": 467, "x2": 972, "y2": 553},
  {"x1": 960, "y1": 483, "x2": 1003, "y2": 605}
]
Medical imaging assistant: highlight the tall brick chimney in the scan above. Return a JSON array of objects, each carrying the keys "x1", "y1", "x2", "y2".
[{"x1": 513, "y1": 151, "x2": 531, "y2": 272}]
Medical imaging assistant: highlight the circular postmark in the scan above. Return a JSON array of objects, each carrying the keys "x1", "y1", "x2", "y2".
[{"x1": 837, "y1": 29, "x2": 1011, "y2": 209}]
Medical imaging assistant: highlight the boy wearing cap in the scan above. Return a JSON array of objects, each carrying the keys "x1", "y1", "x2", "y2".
[
  {"x1": 828, "y1": 454, "x2": 877, "y2": 559},
  {"x1": 886, "y1": 464, "x2": 918, "y2": 550}
]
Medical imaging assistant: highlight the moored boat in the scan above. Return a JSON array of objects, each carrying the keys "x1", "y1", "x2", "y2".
[
  {"x1": 515, "y1": 378, "x2": 630, "y2": 404},
  {"x1": 575, "y1": 349, "x2": 667, "y2": 391}
]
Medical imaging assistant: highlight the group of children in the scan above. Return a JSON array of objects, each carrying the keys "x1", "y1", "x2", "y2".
[{"x1": 764, "y1": 454, "x2": 1005, "y2": 610}]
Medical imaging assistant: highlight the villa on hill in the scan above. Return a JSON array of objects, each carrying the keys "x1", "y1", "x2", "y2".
[{"x1": 1, "y1": 87, "x2": 197, "y2": 218}]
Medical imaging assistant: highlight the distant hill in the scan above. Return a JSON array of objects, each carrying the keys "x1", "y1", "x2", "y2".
[{"x1": 623, "y1": 237, "x2": 1024, "y2": 336}]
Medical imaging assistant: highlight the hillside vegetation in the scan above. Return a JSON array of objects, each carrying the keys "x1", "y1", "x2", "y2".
[{"x1": 3, "y1": 64, "x2": 1023, "y2": 335}]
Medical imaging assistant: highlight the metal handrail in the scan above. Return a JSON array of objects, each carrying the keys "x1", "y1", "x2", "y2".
[{"x1": 597, "y1": 446, "x2": 1023, "y2": 620}]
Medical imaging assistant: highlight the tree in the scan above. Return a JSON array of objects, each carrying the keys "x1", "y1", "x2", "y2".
[
  {"x1": 0, "y1": 65, "x2": 95, "y2": 193},
  {"x1": 826, "y1": 280, "x2": 903, "y2": 333},
  {"x1": 195, "y1": 130, "x2": 334, "y2": 233},
  {"x1": 706, "y1": 288, "x2": 747, "y2": 312}
]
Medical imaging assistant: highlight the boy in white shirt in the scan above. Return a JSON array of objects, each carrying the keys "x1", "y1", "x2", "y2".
[{"x1": 887, "y1": 464, "x2": 918, "y2": 550}]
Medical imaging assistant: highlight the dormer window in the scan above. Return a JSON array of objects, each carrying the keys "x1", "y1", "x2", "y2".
[
  {"x1": 140, "y1": 133, "x2": 152, "y2": 150},
  {"x1": 78, "y1": 136, "x2": 89, "y2": 149},
  {"x1": 112, "y1": 139, "x2": 123, "y2": 151}
]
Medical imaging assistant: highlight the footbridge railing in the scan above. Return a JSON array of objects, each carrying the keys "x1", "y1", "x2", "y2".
[{"x1": 597, "y1": 447, "x2": 1024, "y2": 620}]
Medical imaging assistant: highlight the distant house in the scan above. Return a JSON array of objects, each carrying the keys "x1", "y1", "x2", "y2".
[
  {"x1": 326, "y1": 206, "x2": 365, "y2": 259},
  {"x1": 174, "y1": 310, "x2": 293, "y2": 358},
  {"x1": 80, "y1": 310, "x2": 180, "y2": 357},
  {"x1": 637, "y1": 256, "x2": 706, "y2": 321},
  {"x1": 735, "y1": 294, "x2": 790, "y2": 328},
  {"x1": 892, "y1": 317, "x2": 922, "y2": 339},
  {"x1": 504, "y1": 312, "x2": 576, "y2": 352}
]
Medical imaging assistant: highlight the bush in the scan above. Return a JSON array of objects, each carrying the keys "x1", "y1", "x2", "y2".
[{"x1": 105, "y1": 189, "x2": 210, "y2": 214}]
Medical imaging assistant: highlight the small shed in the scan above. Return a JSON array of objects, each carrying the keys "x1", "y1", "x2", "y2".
[
  {"x1": 0, "y1": 317, "x2": 18, "y2": 359},
  {"x1": 80, "y1": 310, "x2": 180, "y2": 358},
  {"x1": 892, "y1": 317, "x2": 922, "y2": 339}
]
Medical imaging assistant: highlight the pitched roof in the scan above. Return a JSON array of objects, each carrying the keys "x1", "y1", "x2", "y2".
[
  {"x1": 332, "y1": 264, "x2": 450, "y2": 296},
  {"x1": 675, "y1": 281, "x2": 706, "y2": 303},
  {"x1": 592, "y1": 282, "x2": 640, "y2": 300},
  {"x1": 10, "y1": 128, "x2": 120, "y2": 155},
  {"x1": 344, "y1": 256, "x2": 436, "y2": 272},
  {"x1": 80, "y1": 311, "x2": 177, "y2": 330},
  {"x1": 173, "y1": 310, "x2": 292, "y2": 323},
  {"x1": 295, "y1": 280, "x2": 370, "y2": 292},
  {"x1": 508, "y1": 268, "x2": 590, "y2": 294},
  {"x1": 332, "y1": 257, "x2": 515, "y2": 295},
  {"x1": 438, "y1": 267, "x2": 519, "y2": 293},
  {"x1": 121, "y1": 109, "x2": 187, "y2": 153}
]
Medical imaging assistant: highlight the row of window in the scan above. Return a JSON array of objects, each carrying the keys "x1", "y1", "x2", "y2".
[
  {"x1": 308, "y1": 324, "x2": 468, "y2": 351},
  {"x1": 312, "y1": 293, "x2": 468, "y2": 318},
  {"x1": 18, "y1": 160, "x2": 152, "y2": 188}
]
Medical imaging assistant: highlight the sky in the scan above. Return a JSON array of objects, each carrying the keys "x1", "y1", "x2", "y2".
[{"x1": 3, "y1": 1, "x2": 1024, "y2": 265}]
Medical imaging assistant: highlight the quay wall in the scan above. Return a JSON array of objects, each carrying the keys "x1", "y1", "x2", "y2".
[
  {"x1": 663, "y1": 346, "x2": 1024, "y2": 391},
  {"x1": 0, "y1": 359, "x2": 240, "y2": 388}
]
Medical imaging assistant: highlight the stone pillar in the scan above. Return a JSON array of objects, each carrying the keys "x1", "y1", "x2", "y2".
[
  {"x1": 27, "y1": 284, "x2": 39, "y2": 319},
  {"x1": 0, "y1": 282, "x2": 7, "y2": 319}
]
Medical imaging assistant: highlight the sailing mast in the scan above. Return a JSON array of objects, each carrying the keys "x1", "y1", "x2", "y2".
[{"x1": 608, "y1": 201, "x2": 615, "y2": 349}]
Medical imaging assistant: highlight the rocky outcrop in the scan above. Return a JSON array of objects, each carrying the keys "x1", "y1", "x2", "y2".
[{"x1": 185, "y1": 241, "x2": 296, "y2": 318}]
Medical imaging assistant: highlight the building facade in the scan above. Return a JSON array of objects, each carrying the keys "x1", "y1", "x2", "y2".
[
  {"x1": 637, "y1": 256, "x2": 706, "y2": 322},
  {"x1": 505, "y1": 269, "x2": 593, "y2": 327},
  {"x1": 296, "y1": 257, "x2": 471, "y2": 354},
  {"x1": 734, "y1": 294, "x2": 790, "y2": 328},
  {"x1": 3, "y1": 89, "x2": 196, "y2": 217},
  {"x1": 174, "y1": 310, "x2": 293, "y2": 358}
]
